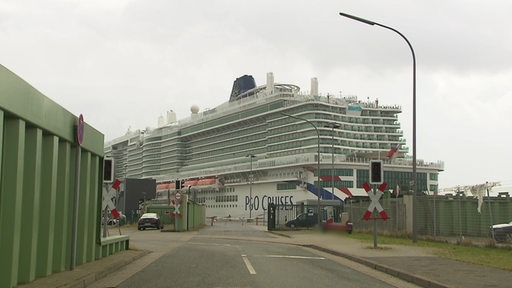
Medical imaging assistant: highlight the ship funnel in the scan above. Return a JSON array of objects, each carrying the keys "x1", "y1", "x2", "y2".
[
  {"x1": 266, "y1": 72, "x2": 274, "y2": 94},
  {"x1": 229, "y1": 75, "x2": 256, "y2": 102},
  {"x1": 311, "y1": 77, "x2": 318, "y2": 96}
]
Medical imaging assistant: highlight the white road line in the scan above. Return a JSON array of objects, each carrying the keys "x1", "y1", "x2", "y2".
[
  {"x1": 187, "y1": 242, "x2": 234, "y2": 247},
  {"x1": 264, "y1": 255, "x2": 325, "y2": 260},
  {"x1": 241, "y1": 254, "x2": 257, "y2": 275}
]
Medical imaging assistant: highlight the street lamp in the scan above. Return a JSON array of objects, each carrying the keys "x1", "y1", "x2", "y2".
[
  {"x1": 123, "y1": 164, "x2": 127, "y2": 216},
  {"x1": 281, "y1": 112, "x2": 322, "y2": 227},
  {"x1": 246, "y1": 154, "x2": 256, "y2": 219},
  {"x1": 324, "y1": 123, "x2": 340, "y2": 200},
  {"x1": 339, "y1": 12, "x2": 417, "y2": 242}
]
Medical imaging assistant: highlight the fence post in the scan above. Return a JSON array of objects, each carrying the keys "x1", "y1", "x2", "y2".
[
  {"x1": 486, "y1": 182, "x2": 495, "y2": 242},
  {"x1": 433, "y1": 195, "x2": 437, "y2": 238}
]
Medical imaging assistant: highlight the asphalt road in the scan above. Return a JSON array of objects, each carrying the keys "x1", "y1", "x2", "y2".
[{"x1": 92, "y1": 222, "x2": 419, "y2": 288}]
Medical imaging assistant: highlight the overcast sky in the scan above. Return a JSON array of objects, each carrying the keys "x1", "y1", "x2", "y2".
[{"x1": 1, "y1": 0, "x2": 511, "y2": 189}]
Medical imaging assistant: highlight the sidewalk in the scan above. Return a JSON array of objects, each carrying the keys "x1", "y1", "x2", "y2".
[
  {"x1": 19, "y1": 223, "x2": 512, "y2": 288},
  {"x1": 267, "y1": 227, "x2": 511, "y2": 288},
  {"x1": 18, "y1": 249, "x2": 150, "y2": 288}
]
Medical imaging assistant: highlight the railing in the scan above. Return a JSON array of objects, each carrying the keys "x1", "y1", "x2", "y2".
[{"x1": 178, "y1": 153, "x2": 444, "y2": 179}]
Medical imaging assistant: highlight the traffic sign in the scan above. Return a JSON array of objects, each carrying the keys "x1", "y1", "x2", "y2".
[
  {"x1": 172, "y1": 192, "x2": 183, "y2": 219},
  {"x1": 102, "y1": 179, "x2": 121, "y2": 219},
  {"x1": 362, "y1": 182, "x2": 389, "y2": 221},
  {"x1": 77, "y1": 114, "x2": 84, "y2": 145}
]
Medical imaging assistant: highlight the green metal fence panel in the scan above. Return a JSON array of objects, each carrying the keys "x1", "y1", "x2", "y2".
[
  {"x1": 36, "y1": 135, "x2": 59, "y2": 277},
  {"x1": 54, "y1": 141, "x2": 72, "y2": 270},
  {"x1": 342, "y1": 195, "x2": 512, "y2": 240},
  {"x1": 0, "y1": 65, "x2": 103, "y2": 155},
  {"x1": 0, "y1": 64, "x2": 114, "y2": 287},
  {"x1": 187, "y1": 201, "x2": 206, "y2": 230},
  {"x1": 18, "y1": 127, "x2": 42, "y2": 283},
  {"x1": 145, "y1": 199, "x2": 206, "y2": 231},
  {"x1": 0, "y1": 118, "x2": 25, "y2": 287}
]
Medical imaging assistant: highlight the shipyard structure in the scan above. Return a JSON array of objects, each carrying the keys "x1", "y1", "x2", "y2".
[{"x1": 105, "y1": 73, "x2": 444, "y2": 219}]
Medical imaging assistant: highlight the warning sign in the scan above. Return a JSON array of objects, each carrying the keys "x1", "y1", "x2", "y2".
[{"x1": 362, "y1": 182, "x2": 389, "y2": 221}]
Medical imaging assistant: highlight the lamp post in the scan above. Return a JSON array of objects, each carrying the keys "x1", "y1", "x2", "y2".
[
  {"x1": 246, "y1": 154, "x2": 256, "y2": 219},
  {"x1": 324, "y1": 123, "x2": 340, "y2": 200},
  {"x1": 123, "y1": 164, "x2": 127, "y2": 216},
  {"x1": 281, "y1": 113, "x2": 322, "y2": 227},
  {"x1": 339, "y1": 12, "x2": 417, "y2": 242}
]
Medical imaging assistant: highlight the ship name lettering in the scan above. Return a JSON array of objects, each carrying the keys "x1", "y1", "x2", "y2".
[{"x1": 245, "y1": 195, "x2": 294, "y2": 211}]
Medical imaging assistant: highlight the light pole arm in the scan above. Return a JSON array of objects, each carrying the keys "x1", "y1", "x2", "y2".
[
  {"x1": 281, "y1": 113, "x2": 319, "y2": 135},
  {"x1": 281, "y1": 112, "x2": 322, "y2": 226},
  {"x1": 338, "y1": 12, "x2": 376, "y2": 25},
  {"x1": 338, "y1": 13, "x2": 416, "y2": 85}
]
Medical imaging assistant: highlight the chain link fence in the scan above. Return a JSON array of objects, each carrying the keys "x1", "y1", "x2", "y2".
[
  {"x1": 346, "y1": 195, "x2": 512, "y2": 241},
  {"x1": 272, "y1": 194, "x2": 512, "y2": 242}
]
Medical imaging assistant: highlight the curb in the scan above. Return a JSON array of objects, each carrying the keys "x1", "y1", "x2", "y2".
[
  {"x1": 267, "y1": 230, "x2": 448, "y2": 287},
  {"x1": 267, "y1": 230, "x2": 293, "y2": 238},
  {"x1": 303, "y1": 245, "x2": 449, "y2": 288}
]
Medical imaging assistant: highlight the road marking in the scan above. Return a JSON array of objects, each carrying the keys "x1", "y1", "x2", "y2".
[
  {"x1": 241, "y1": 254, "x2": 257, "y2": 275},
  {"x1": 187, "y1": 242, "x2": 234, "y2": 247},
  {"x1": 264, "y1": 255, "x2": 325, "y2": 260}
]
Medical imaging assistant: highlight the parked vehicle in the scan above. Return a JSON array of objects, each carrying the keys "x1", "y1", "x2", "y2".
[
  {"x1": 491, "y1": 221, "x2": 512, "y2": 243},
  {"x1": 137, "y1": 213, "x2": 163, "y2": 230},
  {"x1": 107, "y1": 213, "x2": 127, "y2": 226},
  {"x1": 107, "y1": 218, "x2": 118, "y2": 225},
  {"x1": 285, "y1": 213, "x2": 318, "y2": 228},
  {"x1": 322, "y1": 218, "x2": 353, "y2": 234}
]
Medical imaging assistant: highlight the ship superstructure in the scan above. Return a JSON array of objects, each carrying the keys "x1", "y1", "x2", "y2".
[{"x1": 105, "y1": 73, "x2": 444, "y2": 218}]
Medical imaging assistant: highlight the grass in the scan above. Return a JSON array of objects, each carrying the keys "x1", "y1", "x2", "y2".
[{"x1": 346, "y1": 232, "x2": 512, "y2": 271}]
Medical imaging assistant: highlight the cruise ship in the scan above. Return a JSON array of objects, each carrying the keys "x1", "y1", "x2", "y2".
[{"x1": 104, "y1": 73, "x2": 444, "y2": 219}]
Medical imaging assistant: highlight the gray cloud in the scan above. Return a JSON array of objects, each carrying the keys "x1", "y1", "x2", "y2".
[{"x1": 1, "y1": 0, "x2": 511, "y2": 188}]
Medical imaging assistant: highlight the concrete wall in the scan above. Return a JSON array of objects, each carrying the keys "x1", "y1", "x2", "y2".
[{"x1": 0, "y1": 64, "x2": 123, "y2": 287}]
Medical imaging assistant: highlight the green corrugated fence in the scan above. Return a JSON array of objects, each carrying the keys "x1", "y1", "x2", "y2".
[{"x1": 1, "y1": 64, "x2": 125, "y2": 288}]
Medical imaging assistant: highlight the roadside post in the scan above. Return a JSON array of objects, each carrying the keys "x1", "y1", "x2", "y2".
[
  {"x1": 363, "y1": 160, "x2": 389, "y2": 248},
  {"x1": 71, "y1": 114, "x2": 84, "y2": 270},
  {"x1": 267, "y1": 203, "x2": 276, "y2": 230},
  {"x1": 101, "y1": 179, "x2": 121, "y2": 237},
  {"x1": 172, "y1": 191, "x2": 183, "y2": 232}
]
